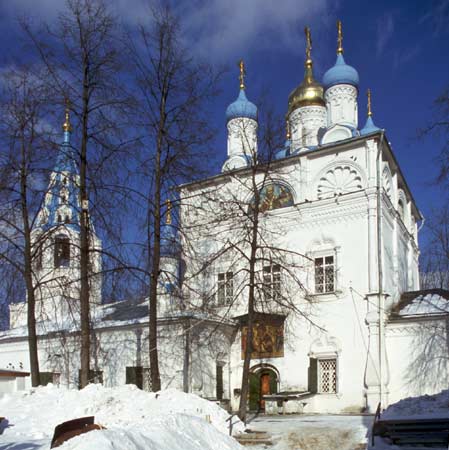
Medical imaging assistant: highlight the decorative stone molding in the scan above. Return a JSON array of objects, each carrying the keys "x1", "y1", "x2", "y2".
[
  {"x1": 382, "y1": 165, "x2": 393, "y2": 200},
  {"x1": 315, "y1": 162, "x2": 365, "y2": 199},
  {"x1": 308, "y1": 335, "x2": 342, "y2": 358}
]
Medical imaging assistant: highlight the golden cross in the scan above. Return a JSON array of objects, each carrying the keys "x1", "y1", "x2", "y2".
[
  {"x1": 337, "y1": 20, "x2": 344, "y2": 54},
  {"x1": 166, "y1": 199, "x2": 172, "y2": 225},
  {"x1": 367, "y1": 89, "x2": 372, "y2": 117},
  {"x1": 304, "y1": 27, "x2": 312, "y2": 65},
  {"x1": 239, "y1": 59, "x2": 245, "y2": 90},
  {"x1": 62, "y1": 98, "x2": 72, "y2": 132}
]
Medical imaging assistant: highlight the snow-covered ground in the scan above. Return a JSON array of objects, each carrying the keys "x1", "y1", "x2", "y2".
[
  {"x1": 249, "y1": 414, "x2": 371, "y2": 450},
  {"x1": 369, "y1": 389, "x2": 449, "y2": 450},
  {"x1": 0, "y1": 384, "x2": 244, "y2": 450}
]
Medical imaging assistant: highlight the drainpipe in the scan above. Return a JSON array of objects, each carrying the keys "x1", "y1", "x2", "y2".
[{"x1": 376, "y1": 131, "x2": 386, "y2": 406}]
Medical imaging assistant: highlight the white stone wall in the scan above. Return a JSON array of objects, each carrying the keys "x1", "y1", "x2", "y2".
[
  {"x1": 325, "y1": 84, "x2": 358, "y2": 129},
  {"x1": 289, "y1": 105, "x2": 327, "y2": 149}
]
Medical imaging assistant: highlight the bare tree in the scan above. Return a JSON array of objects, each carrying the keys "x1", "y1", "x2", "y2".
[
  {"x1": 419, "y1": 87, "x2": 449, "y2": 186},
  {"x1": 0, "y1": 66, "x2": 52, "y2": 386},
  {"x1": 126, "y1": 4, "x2": 221, "y2": 391},
  {"x1": 22, "y1": 0, "x2": 130, "y2": 388}
]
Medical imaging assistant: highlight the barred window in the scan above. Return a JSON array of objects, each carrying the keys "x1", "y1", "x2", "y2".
[
  {"x1": 314, "y1": 256, "x2": 334, "y2": 293},
  {"x1": 318, "y1": 358, "x2": 337, "y2": 393},
  {"x1": 263, "y1": 264, "x2": 281, "y2": 300},
  {"x1": 217, "y1": 272, "x2": 233, "y2": 305}
]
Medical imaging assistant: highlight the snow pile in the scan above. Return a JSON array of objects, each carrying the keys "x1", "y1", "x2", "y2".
[
  {"x1": 0, "y1": 384, "x2": 244, "y2": 450},
  {"x1": 382, "y1": 388, "x2": 449, "y2": 420},
  {"x1": 368, "y1": 389, "x2": 449, "y2": 449}
]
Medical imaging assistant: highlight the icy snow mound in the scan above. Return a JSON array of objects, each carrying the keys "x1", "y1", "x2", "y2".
[
  {"x1": 0, "y1": 384, "x2": 244, "y2": 450},
  {"x1": 382, "y1": 389, "x2": 449, "y2": 420}
]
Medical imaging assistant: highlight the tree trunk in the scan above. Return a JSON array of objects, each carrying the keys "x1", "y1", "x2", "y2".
[
  {"x1": 20, "y1": 133, "x2": 41, "y2": 387},
  {"x1": 79, "y1": 58, "x2": 91, "y2": 389},
  {"x1": 148, "y1": 95, "x2": 166, "y2": 392},
  {"x1": 238, "y1": 184, "x2": 260, "y2": 422}
]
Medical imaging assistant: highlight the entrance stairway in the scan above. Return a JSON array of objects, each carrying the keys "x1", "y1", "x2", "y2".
[{"x1": 235, "y1": 430, "x2": 273, "y2": 446}]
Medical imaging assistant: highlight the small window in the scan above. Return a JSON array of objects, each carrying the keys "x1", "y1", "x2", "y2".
[
  {"x1": 217, "y1": 272, "x2": 233, "y2": 305},
  {"x1": 216, "y1": 364, "x2": 224, "y2": 400},
  {"x1": 263, "y1": 264, "x2": 281, "y2": 300},
  {"x1": 54, "y1": 235, "x2": 70, "y2": 268},
  {"x1": 318, "y1": 358, "x2": 337, "y2": 394},
  {"x1": 314, "y1": 256, "x2": 334, "y2": 294}
]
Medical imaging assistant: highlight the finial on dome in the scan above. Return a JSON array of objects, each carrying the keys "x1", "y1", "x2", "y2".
[
  {"x1": 305, "y1": 27, "x2": 312, "y2": 67},
  {"x1": 337, "y1": 20, "x2": 344, "y2": 55},
  {"x1": 286, "y1": 120, "x2": 291, "y2": 140},
  {"x1": 62, "y1": 99, "x2": 72, "y2": 133},
  {"x1": 367, "y1": 88, "x2": 372, "y2": 117},
  {"x1": 239, "y1": 59, "x2": 246, "y2": 90},
  {"x1": 165, "y1": 199, "x2": 172, "y2": 225}
]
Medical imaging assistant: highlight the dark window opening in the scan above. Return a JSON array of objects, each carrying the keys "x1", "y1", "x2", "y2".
[
  {"x1": 216, "y1": 364, "x2": 224, "y2": 400},
  {"x1": 54, "y1": 235, "x2": 70, "y2": 268}
]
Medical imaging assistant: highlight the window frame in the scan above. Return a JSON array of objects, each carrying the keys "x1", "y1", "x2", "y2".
[
  {"x1": 54, "y1": 234, "x2": 70, "y2": 268},
  {"x1": 317, "y1": 357, "x2": 338, "y2": 394},
  {"x1": 263, "y1": 263, "x2": 281, "y2": 301},
  {"x1": 314, "y1": 255, "x2": 335, "y2": 294},
  {"x1": 217, "y1": 271, "x2": 234, "y2": 306}
]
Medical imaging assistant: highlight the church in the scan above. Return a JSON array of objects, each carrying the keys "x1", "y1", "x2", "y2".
[{"x1": 1, "y1": 22, "x2": 448, "y2": 414}]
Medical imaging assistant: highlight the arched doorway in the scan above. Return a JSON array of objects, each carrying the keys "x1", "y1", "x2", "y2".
[{"x1": 248, "y1": 365, "x2": 278, "y2": 411}]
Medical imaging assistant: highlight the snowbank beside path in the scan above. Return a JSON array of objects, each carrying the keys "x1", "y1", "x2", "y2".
[
  {"x1": 382, "y1": 389, "x2": 449, "y2": 420},
  {"x1": 368, "y1": 389, "x2": 449, "y2": 449},
  {"x1": 0, "y1": 384, "x2": 244, "y2": 450}
]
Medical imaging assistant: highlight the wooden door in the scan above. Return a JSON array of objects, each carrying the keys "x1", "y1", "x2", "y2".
[{"x1": 260, "y1": 373, "x2": 271, "y2": 410}]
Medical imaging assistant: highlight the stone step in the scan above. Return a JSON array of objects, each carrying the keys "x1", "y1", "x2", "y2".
[{"x1": 235, "y1": 431, "x2": 273, "y2": 446}]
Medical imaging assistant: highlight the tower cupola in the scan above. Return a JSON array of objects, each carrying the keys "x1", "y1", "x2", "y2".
[
  {"x1": 223, "y1": 60, "x2": 259, "y2": 172},
  {"x1": 288, "y1": 27, "x2": 325, "y2": 114},
  {"x1": 287, "y1": 27, "x2": 327, "y2": 151},
  {"x1": 323, "y1": 21, "x2": 359, "y2": 90},
  {"x1": 226, "y1": 60, "x2": 257, "y2": 122},
  {"x1": 323, "y1": 21, "x2": 359, "y2": 130}
]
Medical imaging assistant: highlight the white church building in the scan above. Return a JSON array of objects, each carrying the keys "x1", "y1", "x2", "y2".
[{"x1": 1, "y1": 23, "x2": 449, "y2": 414}]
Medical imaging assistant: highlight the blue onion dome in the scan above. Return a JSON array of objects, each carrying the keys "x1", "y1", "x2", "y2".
[
  {"x1": 226, "y1": 89, "x2": 258, "y2": 122},
  {"x1": 361, "y1": 89, "x2": 381, "y2": 135},
  {"x1": 323, "y1": 21, "x2": 359, "y2": 90},
  {"x1": 323, "y1": 54, "x2": 359, "y2": 90},
  {"x1": 226, "y1": 59, "x2": 258, "y2": 122},
  {"x1": 288, "y1": 27, "x2": 325, "y2": 115}
]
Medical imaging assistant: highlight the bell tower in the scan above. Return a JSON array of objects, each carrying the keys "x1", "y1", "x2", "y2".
[{"x1": 22, "y1": 106, "x2": 102, "y2": 326}]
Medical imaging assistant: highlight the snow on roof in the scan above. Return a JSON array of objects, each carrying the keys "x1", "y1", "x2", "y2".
[
  {"x1": 390, "y1": 289, "x2": 449, "y2": 319},
  {"x1": 0, "y1": 298, "x2": 236, "y2": 341},
  {"x1": 0, "y1": 384, "x2": 244, "y2": 450}
]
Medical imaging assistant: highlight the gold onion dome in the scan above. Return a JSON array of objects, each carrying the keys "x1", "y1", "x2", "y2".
[{"x1": 288, "y1": 27, "x2": 325, "y2": 114}]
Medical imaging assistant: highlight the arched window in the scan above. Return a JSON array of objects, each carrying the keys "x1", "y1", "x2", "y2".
[
  {"x1": 252, "y1": 183, "x2": 294, "y2": 213},
  {"x1": 54, "y1": 235, "x2": 70, "y2": 268}
]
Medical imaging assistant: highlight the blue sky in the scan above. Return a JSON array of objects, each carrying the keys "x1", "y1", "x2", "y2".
[{"x1": 0, "y1": 0, "x2": 448, "y2": 244}]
